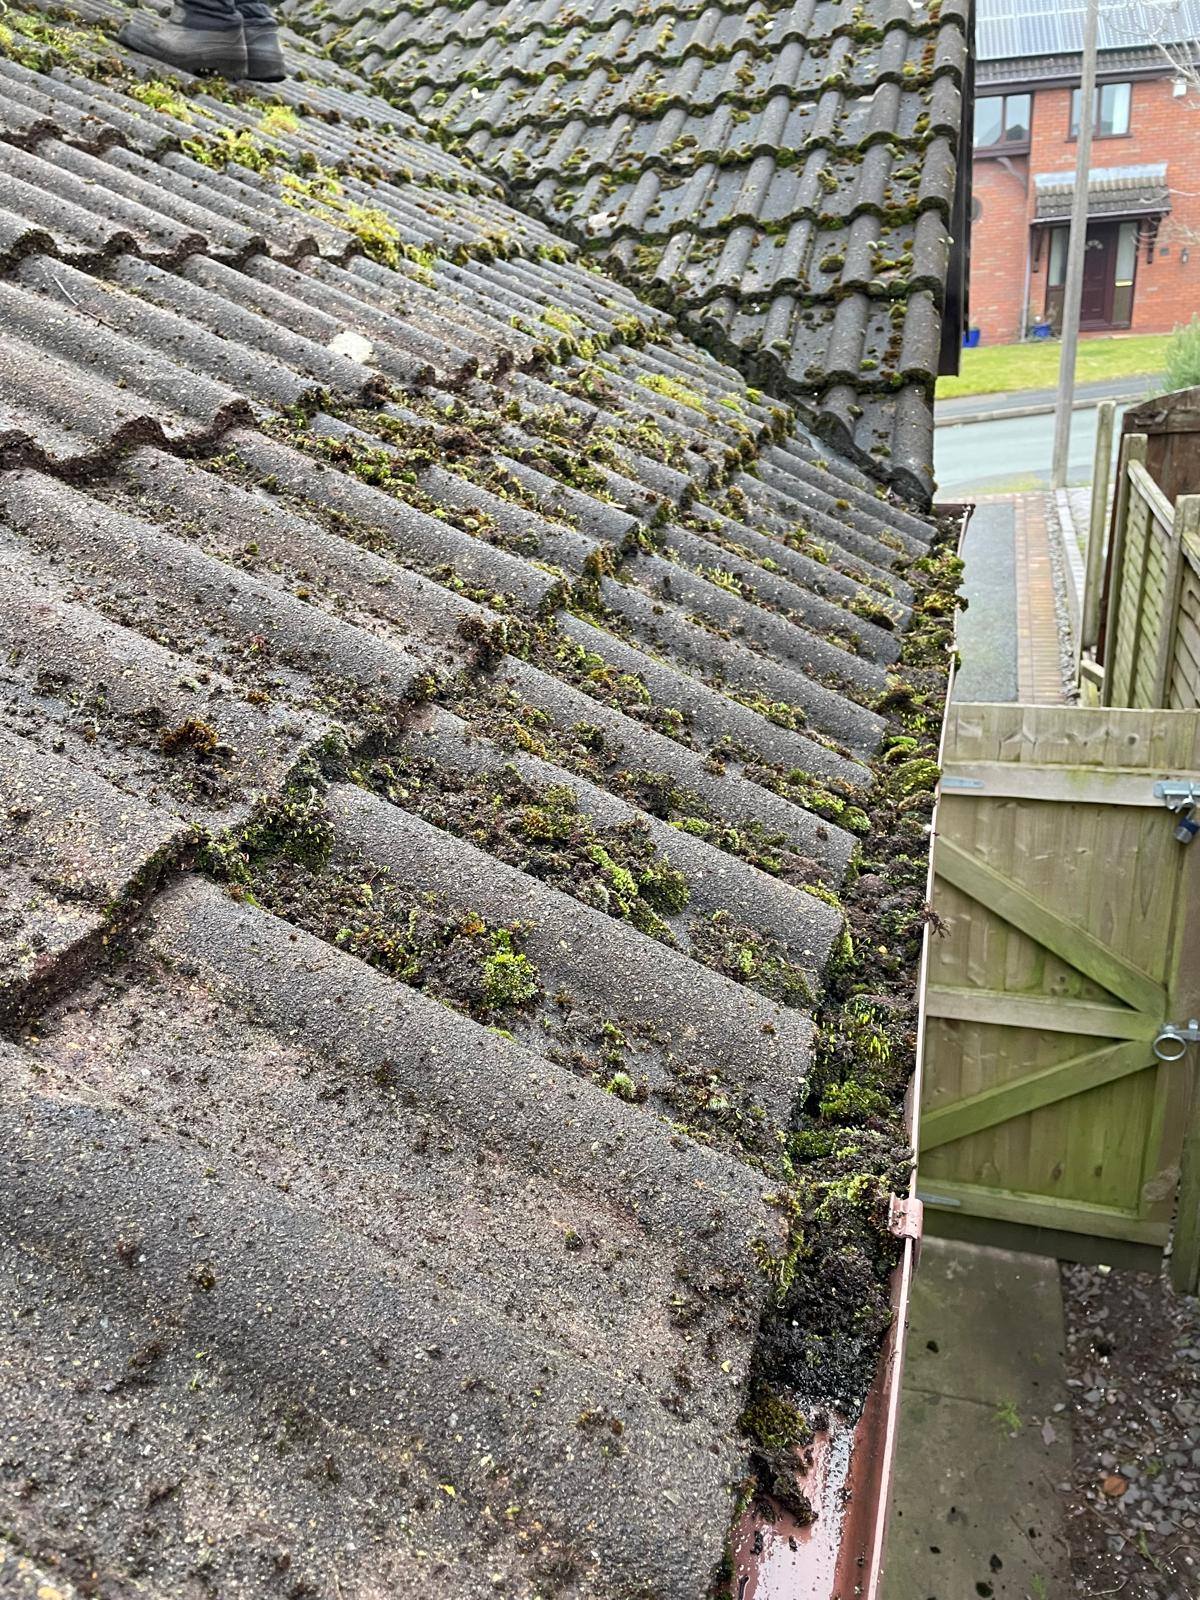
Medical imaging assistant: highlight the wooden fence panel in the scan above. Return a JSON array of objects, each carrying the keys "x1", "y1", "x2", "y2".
[
  {"x1": 1173, "y1": 581, "x2": 1200, "y2": 709},
  {"x1": 1168, "y1": 503, "x2": 1200, "y2": 708},
  {"x1": 1095, "y1": 433, "x2": 1200, "y2": 710},
  {"x1": 922, "y1": 704, "x2": 1200, "y2": 1251}
]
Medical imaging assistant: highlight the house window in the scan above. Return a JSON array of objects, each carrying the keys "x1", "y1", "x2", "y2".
[
  {"x1": 1070, "y1": 82, "x2": 1132, "y2": 138},
  {"x1": 1048, "y1": 227, "x2": 1068, "y2": 289},
  {"x1": 1113, "y1": 220, "x2": 1138, "y2": 326},
  {"x1": 1044, "y1": 226, "x2": 1068, "y2": 328},
  {"x1": 974, "y1": 92, "x2": 1032, "y2": 148}
]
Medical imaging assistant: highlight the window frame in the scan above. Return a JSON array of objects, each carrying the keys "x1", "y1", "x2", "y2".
[
  {"x1": 973, "y1": 91, "x2": 1033, "y2": 152},
  {"x1": 1069, "y1": 81, "x2": 1133, "y2": 140}
]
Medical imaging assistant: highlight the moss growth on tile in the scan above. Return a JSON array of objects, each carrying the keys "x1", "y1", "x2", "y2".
[
  {"x1": 358, "y1": 756, "x2": 691, "y2": 945},
  {"x1": 689, "y1": 911, "x2": 817, "y2": 1009}
]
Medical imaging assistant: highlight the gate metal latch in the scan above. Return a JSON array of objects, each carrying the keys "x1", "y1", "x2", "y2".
[
  {"x1": 1154, "y1": 780, "x2": 1200, "y2": 843},
  {"x1": 1153, "y1": 1019, "x2": 1200, "y2": 1062}
]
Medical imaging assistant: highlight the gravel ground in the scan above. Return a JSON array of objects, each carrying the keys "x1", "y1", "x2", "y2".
[{"x1": 1062, "y1": 1263, "x2": 1200, "y2": 1597}]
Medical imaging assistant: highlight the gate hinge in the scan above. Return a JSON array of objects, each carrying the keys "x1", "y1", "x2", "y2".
[
  {"x1": 1154, "y1": 1019, "x2": 1200, "y2": 1062},
  {"x1": 1154, "y1": 780, "x2": 1200, "y2": 843},
  {"x1": 889, "y1": 1195, "x2": 924, "y2": 1262}
]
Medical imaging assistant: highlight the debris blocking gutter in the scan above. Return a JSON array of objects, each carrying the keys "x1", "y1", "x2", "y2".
[{"x1": 731, "y1": 508, "x2": 966, "y2": 1600}]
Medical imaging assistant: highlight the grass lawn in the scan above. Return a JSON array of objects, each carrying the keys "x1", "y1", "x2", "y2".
[{"x1": 935, "y1": 332, "x2": 1171, "y2": 400}]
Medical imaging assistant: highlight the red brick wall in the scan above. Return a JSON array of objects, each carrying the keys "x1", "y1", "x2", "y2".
[
  {"x1": 970, "y1": 73, "x2": 1200, "y2": 342},
  {"x1": 969, "y1": 154, "x2": 1031, "y2": 341}
]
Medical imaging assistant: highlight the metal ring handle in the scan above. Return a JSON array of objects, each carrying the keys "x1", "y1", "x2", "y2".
[
  {"x1": 1153, "y1": 1021, "x2": 1200, "y2": 1062},
  {"x1": 1154, "y1": 1027, "x2": 1188, "y2": 1063}
]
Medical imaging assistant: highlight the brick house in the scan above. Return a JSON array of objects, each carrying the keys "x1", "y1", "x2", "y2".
[{"x1": 970, "y1": 0, "x2": 1200, "y2": 343}]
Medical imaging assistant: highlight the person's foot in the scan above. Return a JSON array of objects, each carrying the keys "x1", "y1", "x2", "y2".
[
  {"x1": 243, "y1": 22, "x2": 285, "y2": 80},
  {"x1": 118, "y1": 7, "x2": 248, "y2": 76}
]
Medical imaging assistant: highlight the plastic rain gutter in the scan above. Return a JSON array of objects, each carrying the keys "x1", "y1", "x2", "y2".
[{"x1": 729, "y1": 503, "x2": 973, "y2": 1600}]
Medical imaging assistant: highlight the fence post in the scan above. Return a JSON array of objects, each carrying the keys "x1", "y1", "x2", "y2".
[
  {"x1": 1170, "y1": 817, "x2": 1200, "y2": 1296},
  {"x1": 1175, "y1": 1099, "x2": 1200, "y2": 1296},
  {"x1": 1079, "y1": 400, "x2": 1115, "y2": 672},
  {"x1": 1152, "y1": 496, "x2": 1200, "y2": 710},
  {"x1": 1101, "y1": 433, "x2": 1148, "y2": 708}
]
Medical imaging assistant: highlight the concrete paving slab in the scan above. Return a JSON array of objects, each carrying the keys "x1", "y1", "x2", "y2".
[
  {"x1": 885, "y1": 1239, "x2": 1072, "y2": 1600},
  {"x1": 887, "y1": 1387, "x2": 1071, "y2": 1600},
  {"x1": 903, "y1": 1239, "x2": 1067, "y2": 1411}
]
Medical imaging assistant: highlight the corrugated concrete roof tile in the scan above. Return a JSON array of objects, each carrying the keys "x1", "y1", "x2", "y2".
[
  {"x1": 0, "y1": 6, "x2": 956, "y2": 1592},
  {"x1": 0, "y1": 734, "x2": 186, "y2": 1014}
]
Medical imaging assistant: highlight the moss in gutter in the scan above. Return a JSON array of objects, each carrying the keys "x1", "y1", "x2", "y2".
[{"x1": 736, "y1": 510, "x2": 963, "y2": 1520}]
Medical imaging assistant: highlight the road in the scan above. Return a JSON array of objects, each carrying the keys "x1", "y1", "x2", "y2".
[{"x1": 934, "y1": 400, "x2": 1129, "y2": 498}]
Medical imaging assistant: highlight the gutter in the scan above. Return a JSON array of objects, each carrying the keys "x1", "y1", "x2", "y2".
[{"x1": 729, "y1": 505, "x2": 971, "y2": 1598}]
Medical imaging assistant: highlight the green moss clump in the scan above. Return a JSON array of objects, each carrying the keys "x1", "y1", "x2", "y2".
[
  {"x1": 129, "y1": 79, "x2": 193, "y2": 121},
  {"x1": 359, "y1": 758, "x2": 691, "y2": 945},
  {"x1": 847, "y1": 590, "x2": 897, "y2": 631},
  {"x1": 258, "y1": 104, "x2": 300, "y2": 135},
  {"x1": 541, "y1": 306, "x2": 583, "y2": 334},
  {"x1": 635, "y1": 372, "x2": 707, "y2": 411},
  {"x1": 0, "y1": 8, "x2": 105, "y2": 70},
  {"x1": 482, "y1": 928, "x2": 540, "y2": 1007},
  {"x1": 197, "y1": 752, "x2": 334, "y2": 884},
  {"x1": 690, "y1": 911, "x2": 815, "y2": 1009},
  {"x1": 888, "y1": 757, "x2": 940, "y2": 796},
  {"x1": 818, "y1": 1078, "x2": 891, "y2": 1122},
  {"x1": 741, "y1": 508, "x2": 961, "y2": 1435},
  {"x1": 604, "y1": 1069, "x2": 647, "y2": 1103},
  {"x1": 223, "y1": 824, "x2": 543, "y2": 1021},
  {"x1": 183, "y1": 127, "x2": 280, "y2": 172},
  {"x1": 279, "y1": 168, "x2": 402, "y2": 268},
  {"x1": 739, "y1": 1385, "x2": 810, "y2": 1453}
]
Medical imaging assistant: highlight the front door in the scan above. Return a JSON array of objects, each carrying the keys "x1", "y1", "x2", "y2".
[{"x1": 1081, "y1": 223, "x2": 1117, "y2": 326}]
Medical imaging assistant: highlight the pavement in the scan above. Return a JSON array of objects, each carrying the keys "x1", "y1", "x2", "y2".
[
  {"x1": 886, "y1": 1239, "x2": 1073, "y2": 1600},
  {"x1": 946, "y1": 492, "x2": 1074, "y2": 705},
  {"x1": 936, "y1": 374, "x2": 1158, "y2": 428},
  {"x1": 950, "y1": 499, "x2": 1018, "y2": 703}
]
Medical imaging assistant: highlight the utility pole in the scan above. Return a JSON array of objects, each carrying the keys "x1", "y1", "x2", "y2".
[{"x1": 1050, "y1": 0, "x2": 1101, "y2": 489}]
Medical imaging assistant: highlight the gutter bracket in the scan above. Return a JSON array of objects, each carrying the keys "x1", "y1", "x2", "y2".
[{"x1": 888, "y1": 1195, "x2": 924, "y2": 1267}]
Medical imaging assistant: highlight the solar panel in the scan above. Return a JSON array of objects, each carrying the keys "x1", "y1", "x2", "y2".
[{"x1": 976, "y1": 0, "x2": 1200, "y2": 60}]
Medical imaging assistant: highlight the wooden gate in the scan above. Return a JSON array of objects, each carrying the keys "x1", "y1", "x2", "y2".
[{"x1": 920, "y1": 703, "x2": 1200, "y2": 1276}]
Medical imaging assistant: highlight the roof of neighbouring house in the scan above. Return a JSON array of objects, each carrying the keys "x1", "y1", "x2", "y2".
[
  {"x1": 286, "y1": 0, "x2": 973, "y2": 504},
  {"x1": 1033, "y1": 160, "x2": 1171, "y2": 220},
  {"x1": 975, "y1": 0, "x2": 1200, "y2": 64},
  {"x1": 0, "y1": 3, "x2": 957, "y2": 1597}
]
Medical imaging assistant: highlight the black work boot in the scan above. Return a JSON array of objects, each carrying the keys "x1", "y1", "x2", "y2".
[
  {"x1": 242, "y1": 21, "x2": 286, "y2": 80},
  {"x1": 118, "y1": 4, "x2": 248, "y2": 75}
]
